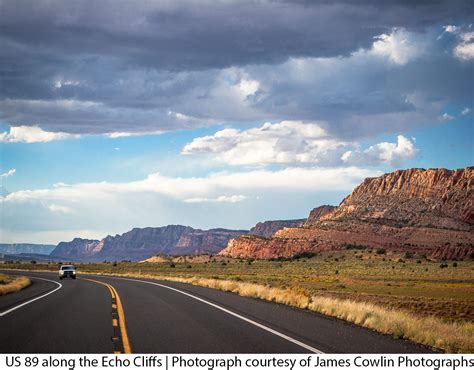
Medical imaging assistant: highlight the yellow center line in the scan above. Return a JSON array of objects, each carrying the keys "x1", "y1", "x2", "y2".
[{"x1": 82, "y1": 278, "x2": 132, "y2": 354}]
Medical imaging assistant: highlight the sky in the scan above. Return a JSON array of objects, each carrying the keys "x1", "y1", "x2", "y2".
[{"x1": 0, "y1": 0, "x2": 473, "y2": 244}]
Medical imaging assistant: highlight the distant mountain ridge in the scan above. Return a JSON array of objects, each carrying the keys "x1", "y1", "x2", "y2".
[
  {"x1": 220, "y1": 167, "x2": 474, "y2": 260},
  {"x1": 0, "y1": 243, "x2": 56, "y2": 255},
  {"x1": 50, "y1": 225, "x2": 249, "y2": 261}
]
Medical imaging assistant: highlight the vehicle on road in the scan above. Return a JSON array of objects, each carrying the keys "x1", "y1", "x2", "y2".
[{"x1": 58, "y1": 265, "x2": 76, "y2": 279}]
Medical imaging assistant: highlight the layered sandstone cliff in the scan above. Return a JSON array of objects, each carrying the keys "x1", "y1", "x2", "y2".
[{"x1": 220, "y1": 167, "x2": 474, "y2": 260}]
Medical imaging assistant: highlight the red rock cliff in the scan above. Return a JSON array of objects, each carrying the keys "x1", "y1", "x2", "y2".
[{"x1": 220, "y1": 167, "x2": 474, "y2": 259}]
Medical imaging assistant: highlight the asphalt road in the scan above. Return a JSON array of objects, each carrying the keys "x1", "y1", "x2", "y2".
[{"x1": 0, "y1": 270, "x2": 434, "y2": 353}]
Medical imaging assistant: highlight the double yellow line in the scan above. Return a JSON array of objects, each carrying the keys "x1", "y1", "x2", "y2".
[{"x1": 83, "y1": 278, "x2": 132, "y2": 354}]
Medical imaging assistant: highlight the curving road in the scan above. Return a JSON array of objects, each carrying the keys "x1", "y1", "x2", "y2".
[{"x1": 0, "y1": 270, "x2": 434, "y2": 354}]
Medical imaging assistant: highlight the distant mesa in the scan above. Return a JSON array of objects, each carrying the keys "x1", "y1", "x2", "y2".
[
  {"x1": 50, "y1": 226, "x2": 249, "y2": 262},
  {"x1": 219, "y1": 167, "x2": 474, "y2": 260},
  {"x1": 0, "y1": 243, "x2": 56, "y2": 255}
]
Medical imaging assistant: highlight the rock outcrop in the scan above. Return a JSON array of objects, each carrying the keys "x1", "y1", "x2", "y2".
[
  {"x1": 304, "y1": 205, "x2": 336, "y2": 226},
  {"x1": 220, "y1": 167, "x2": 474, "y2": 260},
  {"x1": 50, "y1": 226, "x2": 248, "y2": 261},
  {"x1": 249, "y1": 219, "x2": 306, "y2": 237},
  {"x1": 50, "y1": 238, "x2": 101, "y2": 260}
]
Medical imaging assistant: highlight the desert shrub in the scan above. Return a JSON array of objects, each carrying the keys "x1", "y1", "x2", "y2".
[
  {"x1": 344, "y1": 244, "x2": 367, "y2": 250},
  {"x1": 292, "y1": 252, "x2": 317, "y2": 260}
]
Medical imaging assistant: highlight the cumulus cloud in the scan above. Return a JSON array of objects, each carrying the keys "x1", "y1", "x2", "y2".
[
  {"x1": 454, "y1": 31, "x2": 474, "y2": 60},
  {"x1": 443, "y1": 25, "x2": 474, "y2": 61},
  {"x1": 0, "y1": 125, "x2": 80, "y2": 143},
  {"x1": 342, "y1": 135, "x2": 419, "y2": 167},
  {"x1": 370, "y1": 28, "x2": 425, "y2": 65},
  {"x1": 440, "y1": 112, "x2": 455, "y2": 121},
  {"x1": 443, "y1": 25, "x2": 459, "y2": 34},
  {"x1": 461, "y1": 107, "x2": 471, "y2": 115},
  {"x1": 0, "y1": 169, "x2": 16, "y2": 178},
  {"x1": 183, "y1": 195, "x2": 247, "y2": 203},
  {"x1": 182, "y1": 121, "x2": 348, "y2": 166},
  {"x1": 182, "y1": 121, "x2": 419, "y2": 167}
]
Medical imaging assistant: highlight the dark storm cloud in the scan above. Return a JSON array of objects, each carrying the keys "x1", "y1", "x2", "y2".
[
  {"x1": 0, "y1": 0, "x2": 472, "y2": 135},
  {"x1": 1, "y1": 0, "x2": 471, "y2": 70}
]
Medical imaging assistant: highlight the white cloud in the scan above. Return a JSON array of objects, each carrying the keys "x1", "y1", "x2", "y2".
[
  {"x1": 0, "y1": 169, "x2": 16, "y2": 178},
  {"x1": 440, "y1": 112, "x2": 455, "y2": 121},
  {"x1": 2, "y1": 167, "x2": 377, "y2": 205},
  {"x1": 370, "y1": 28, "x2": 424, "y2": 65},
  {"x1": 106, "y1": 130, "x2": 163, "y2": 138},
  {"x1": 182, "y1": 120, "x2": 347, "y2": 166},
  {"x1": 342, "y1": 135, "x2": 419, "y2": 167},
  {"x1": 0, "y1": 125, "x2": 166, "y2": 143},
  {"x1": 461, "y1": 107, "x2": 471, "y2": 115},
  {"x1": 443, "y1": 25, "x2": 459, "y2": 34},
  {"x1": 54, "y1": 79, "x2": 81, "y2": 89},
  {"x1": 182, "y1": 121, "x2": 419, "y2": 167},
  {"x1": 48, "y1": 204, "x2": 74, "y2": 214},
  {"x1": 448, "y1": 27, "x2": 474, "y2": 61},
  {"x1": 0, "y1": 126, "x2": 80, "y2": 143},
  {"x1": 184, "y1": 195, "x2": 247, "y2": 203},
  {"x1": 238, "y1": 78, "x2": 260, "y2": 97}
]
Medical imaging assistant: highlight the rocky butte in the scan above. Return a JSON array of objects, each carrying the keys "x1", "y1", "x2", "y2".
[{"x1": 220, "y1": 167, "x2": 474, "y2": 260}]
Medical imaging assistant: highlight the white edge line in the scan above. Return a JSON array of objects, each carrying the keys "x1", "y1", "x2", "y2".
[
  {"x1": 112, "y1": 276, "x2": 324, "y2": 354},
  {"x1": 0, "y1": 276, "x2": 62, "y2": 317}
]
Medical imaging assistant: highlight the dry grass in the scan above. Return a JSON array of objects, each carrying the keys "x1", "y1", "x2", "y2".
[
  {"x1": 86, "y1": 271, "x2": 473, "y2": 353},
  {"x1": 308, "y1": 296, "x2": 473, "y2": 353},
  {"x1": 0, "y1": 274, "x2": 31, "y2": 296}
]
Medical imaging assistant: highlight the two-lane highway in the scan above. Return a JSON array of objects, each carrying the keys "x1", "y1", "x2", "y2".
[{"x1": 0, "y1": 270, "x2": 434, "y2": 353}]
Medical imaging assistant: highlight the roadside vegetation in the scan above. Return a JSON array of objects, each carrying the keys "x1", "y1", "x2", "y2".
[
  {"x1": 0, "y1": 273, "x2": 30, "y2": 296},
  {"x1": 2, "y1": 249, "x2": 473, "y2": 352}
]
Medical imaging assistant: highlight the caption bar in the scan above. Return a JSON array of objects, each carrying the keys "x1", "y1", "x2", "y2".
[{"x1": 1, "y1": 354, "x2": 473, "y2": 370}]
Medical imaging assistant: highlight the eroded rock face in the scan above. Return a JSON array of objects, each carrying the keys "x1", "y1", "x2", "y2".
[
  {"x1": 51, "y1": 226, "x2": 248, "y2": 261},
  {"x1": 304, "y1": 205, "x2": 336, "y2": 227},
  {"x1": 220, "y1": 168, "x2": 474, "y2": 260},
  {"x1": 50, "y1": 238, "x2": 100, "y2": 260},
  {"x1": 249, "y1": 219, "x2": 306, "y2": 237},
  {"x1": 325, "y1": 167, "x2": 474, "y2": 230}
]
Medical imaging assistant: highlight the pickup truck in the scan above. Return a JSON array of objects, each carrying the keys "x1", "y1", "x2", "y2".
[{"x1": 58, "y1": 265, "x2": 76, "y2": 279}]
